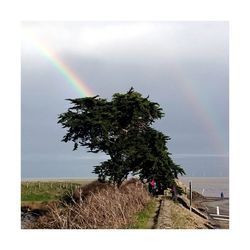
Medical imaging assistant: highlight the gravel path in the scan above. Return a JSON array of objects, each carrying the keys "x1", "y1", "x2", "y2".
[{"x1": 155, "y1": 199, "x2": 172, "y2": 229}]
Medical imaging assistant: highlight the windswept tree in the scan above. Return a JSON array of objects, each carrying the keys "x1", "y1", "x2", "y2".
[{"x1": 58, "y1": 88, "x2": 185, "y2": 188}]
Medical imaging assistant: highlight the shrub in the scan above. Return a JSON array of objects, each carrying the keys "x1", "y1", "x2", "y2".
[{"x1": 29, "y1": 179, "x2": 151, "y2": 229}]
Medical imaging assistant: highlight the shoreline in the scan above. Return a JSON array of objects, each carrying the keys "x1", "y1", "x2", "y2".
[{"x1": 179, "y1": 176, "x2": 229, "y2": 198}]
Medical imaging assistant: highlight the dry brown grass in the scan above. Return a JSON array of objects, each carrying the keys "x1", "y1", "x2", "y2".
[
  {"x1": 170, "y1": 202, "x2": 208, "y2": 229},
  {"x1": 156, "y1": 198, "x2": 209, "y2": 229},
  {"x1": 72, "y1": 180, "x2": 110, "y2": 202},
  {"x1": 28, "y1": 179, "x2": 151, "y2": 229}
]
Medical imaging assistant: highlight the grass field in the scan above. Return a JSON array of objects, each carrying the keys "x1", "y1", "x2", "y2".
[{"x1": 21, "y1": 179, "x2": 94, "y2": 204}]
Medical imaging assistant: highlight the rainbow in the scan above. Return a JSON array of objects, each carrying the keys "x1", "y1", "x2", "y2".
[
  {"x1": 22, "y1": 27, "x2": 228, "y2": 154},
  {"x1": 171, "y1": 62, "x2": 228, "y2": 154},
  {"x1": 22, "y1": 28, "x2": 95, "y2": 97}
]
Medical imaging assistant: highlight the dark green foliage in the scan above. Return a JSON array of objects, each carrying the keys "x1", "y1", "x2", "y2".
[{"x1": 58, "y1": 87, "x2": 185, "y2": 188}]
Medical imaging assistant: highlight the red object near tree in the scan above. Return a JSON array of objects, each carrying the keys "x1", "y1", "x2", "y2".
[{"x1": 151, "y1": 179, "x2": 155, "y2": 187}]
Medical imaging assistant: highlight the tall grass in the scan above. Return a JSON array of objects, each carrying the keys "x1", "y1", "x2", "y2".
[{"x1": 28, "y1": 179, "x2": 151, "y2": 229}]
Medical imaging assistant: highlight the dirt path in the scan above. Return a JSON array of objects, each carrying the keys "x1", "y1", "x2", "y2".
[
  {"x1": 146, "y1": 197, "x2": 162, "y2": 229},
  {"x1": 155, "y1": 199, "x2": 172, "y2": 229}
]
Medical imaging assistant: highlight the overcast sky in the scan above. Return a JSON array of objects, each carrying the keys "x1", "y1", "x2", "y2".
[{"x1": 21, "y1": 21, "x2": 229, "y2": 178}]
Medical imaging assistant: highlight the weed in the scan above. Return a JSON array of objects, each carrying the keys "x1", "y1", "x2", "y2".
[{"x1": 128, "y1": 199, "x2": 156, "y2": 229}]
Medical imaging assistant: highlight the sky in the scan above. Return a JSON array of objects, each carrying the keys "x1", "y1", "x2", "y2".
[{"x1": 21, "y1": 21, "x2": 229, "y2": 178}]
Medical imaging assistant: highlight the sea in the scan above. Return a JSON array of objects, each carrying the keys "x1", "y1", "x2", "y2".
[{"x1": 179, "y1": 177, "x2": 229, "y2": 198}]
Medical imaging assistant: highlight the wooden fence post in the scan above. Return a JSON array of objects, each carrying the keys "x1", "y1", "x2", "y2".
[
  {"x1": 189, "y1": 181, "x2": 192, "y2": 212},
  {"x1": 79, "y1": 188, "x2": 82, "y2": 205}
]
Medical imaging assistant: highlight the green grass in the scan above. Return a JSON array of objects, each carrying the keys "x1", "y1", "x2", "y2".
[
  {"x1": 128, "y1": 199, "x2": 157, "y2": 229},
  {"x1": 21, "y1": 181, "x2": 81, "y2": 203}
]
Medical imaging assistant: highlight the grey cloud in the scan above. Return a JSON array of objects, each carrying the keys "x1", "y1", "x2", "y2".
[{"x1": 22, "y1": 21, "x2": 229, "y2": 178}]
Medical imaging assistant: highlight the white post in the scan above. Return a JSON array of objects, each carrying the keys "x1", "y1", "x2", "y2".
[{"x1": 216, "y1": 206, "x2": 220, "y2": 215}]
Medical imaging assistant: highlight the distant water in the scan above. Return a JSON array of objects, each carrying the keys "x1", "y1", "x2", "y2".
[
  {"x1": 172, "y1": 155, "x2": 229, "y2": 177},
  {"x1": 179, "y1": 177, "x2": 229, "y2": 198}
]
